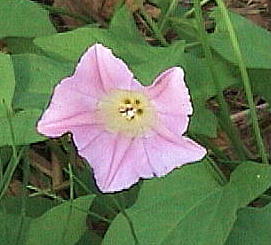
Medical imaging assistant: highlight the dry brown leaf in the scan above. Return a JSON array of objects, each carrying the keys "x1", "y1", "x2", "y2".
[
  {"x1": 7, "y1": 180, "x2": 22, "y2": 196},
  {"x1": 51, "y1": 152, "x2": 64, "y2": 188},
  {"x1": 144, "y1": 3, "x2": 161, "y2": 19},
  {"x1": 53, "y1": 0, "x2": 144, "y2": 28}
]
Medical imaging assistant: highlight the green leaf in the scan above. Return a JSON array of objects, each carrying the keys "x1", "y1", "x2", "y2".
[
  {"x1": 0, "y1": 146, "x2": 12, "y2": 168},
  {"x1": 8, "y1": 53, "x2": 72, "y2": 147},
  {"x1": 249, "y1": 69, "x2": 271, "y2": 106},
  {"x1": 34, "y1": 7, "x2": 186, "y2": 85},
  {"x1": 12, "y1": 54, "x2": 73, "y2": 110},
  {"x1": 210, "y1": 10, "x2": 271, "y2": 69},
  {"x1": 26, "y1": 195, "x2": 95, "y2": 245},
  {"x1": 171, "y1": 17, "x2": 199, "y2": 42},
  {"x1": 226, "y1": 203, "x2": 271, "y2": 245},
  {"x1": 0, "y1": 196, "x2": 58, "y2": 218},
  {"x1": 0, "y1": 53, "x2": 15, "y2": 115},
  {"x1": 4, "y1": 37, "x2": 45, "y2": 55},
  {"x1": 0, "y1": 109, "x2": 44, "y2": 147},
  {"x1": 228, "y1": 163, "x2": 271, "y2": 207},
  {"x1": 0, "y1": 212, "x2": 32, "y2": 245},
  {"x1": 184, "y1": 54, "x2": 240, "y2": 137},
  {"x1": 0, "y1": 0, "x2": 56, "y2": 38},
  {"x1": 103, "y1": 161, "x2": 271, "y2": 245},
  {"x1": 76, "y1": 231, "x2": 102, "y2": 245}
]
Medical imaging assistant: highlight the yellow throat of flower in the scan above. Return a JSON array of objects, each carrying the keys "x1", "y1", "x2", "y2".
[{"x1": 98, "y1": 90, "x2": 155, "y2": 137}]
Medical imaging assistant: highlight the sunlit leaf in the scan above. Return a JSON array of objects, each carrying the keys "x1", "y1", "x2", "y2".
[
  {"x1": 0, "y1": 0, "x2": 56, "y2": 38},
  {"x1": 104, "y1": 161, "x2": 271, "y2": 245},
  {"x1": 12, "y1": 54, "x2": 73, "y2": 110},
  {"x1": 210, "y1": 10, "x2": 271, "y2": 69},
  {"x1": 0, "y1": 109, "x2": 44, "y2": 147}
]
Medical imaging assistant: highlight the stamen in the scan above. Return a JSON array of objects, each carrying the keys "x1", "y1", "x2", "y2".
[
  {"x1": 124, "y1": 99, "x2": 131, "y2": 104},
  {"x1": 98, "y1": 90, "x2": 155, "y2": 137},
  {"x1": 135, "y1": 99, "x2": 140, "y2": 105},
  {"x1": 119, "y1": 106, "x2": 138, "y2": 120},
  {"x1": 137, "y1": 108, "x2": 143, "y2": 115}
]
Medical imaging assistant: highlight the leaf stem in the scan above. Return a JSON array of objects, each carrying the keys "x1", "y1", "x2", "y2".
[
  {"x1": 159, "y1": 0, "x2": 178, "y2": 32},
  {"x1": 16, "y1": 155, "x2": 30, "y2": 245},
  {"x1": 184, "y1": 41, "x2": 201, "y2": 50},
  {"x1": 193, "y1": 0, "x2": 250, "y2": 160},
  {"x1": 206, "y1": 155, "x2": 228, "y2": 185},
  {"x1": 214, "y1": 0, "x2": 269, "y2": 164},
  {"x1": 194, "y1": 134, "x2": 229, "y2": 161},
  {"x1": 140, "y1": 9, "x2": 168, "y2": 47},
  {"x1": 27, "y1": 185, "x2": 111, "y2": 223},
  {"x1": 2, "y1": 99, "x2": 17, "y2": 159},
  {"x1": 112, "y1": 196, "x2": 139, "y2": 244},
  {"x1": 68, "y1": 163, "x2": 74, "y2": 200},
  {"x1": 184, "y1": 0, "x2": 211, "y2": 18}
]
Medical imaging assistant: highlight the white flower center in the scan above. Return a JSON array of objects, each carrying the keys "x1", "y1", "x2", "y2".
[
  {"x1": 118, "y1": 98, "x2": 143, "y2": 121},
  {"x1": 98, "y1": 90, "x2": 155, "y2": 137}
]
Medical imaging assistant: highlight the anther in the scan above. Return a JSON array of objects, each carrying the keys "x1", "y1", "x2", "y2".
[
  {"x1": 137, "y1": 108, "x2": 143, "y2": 115},
  {"x1": 124, "y1": 99, "x2": 131, "y2": 104},
  {"x1": 135, "y1": 99, "x2": 140, "y2": 105}
]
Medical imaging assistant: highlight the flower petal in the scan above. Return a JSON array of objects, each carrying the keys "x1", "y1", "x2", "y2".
[
  {"x1": 37, "y1": 76, "x2": 99, "y2": 137},
  {"x1": 142, "y1": 127, "x2": 207, "y2": 177},
  {"x1": 146, "y1": 67, "x2": 192, "y2": 135},
  {"x1": 77, "y1": 44, "x2": 134, "y2": 94},
  {"x1": 74, "y1": 130, "x2": 154, "y2": 192}
]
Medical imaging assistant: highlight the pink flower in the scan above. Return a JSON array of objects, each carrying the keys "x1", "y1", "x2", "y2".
[{"x1": 37, "y1": 44, "x2": 206, "y2": 193}]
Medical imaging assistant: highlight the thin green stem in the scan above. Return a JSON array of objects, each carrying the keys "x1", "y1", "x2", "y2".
[
  {"x1": 0, "y1": 157, "x2": 3, "y2": 181},
  {"x1": 184, "y1": 41, "x2": 201, "y2": 50},
  {"x1": 63, "y1": 168, "x2": 91, "y2": 194},
  {"x1": 159, "y1": 0, "x2": 178, "y2": 32},
  {"x1": 184, "y1": 0, "x2": 211, "y2": 18},
  {"x1": 140, "y1": 9, "x2": 168, "y2": 47},
  {"x1": 27, "y1": 185, "x2": 64, "y2": 201},
  {"x1": 27, "y1": 185, "x2": 111, "y2": 223},
  {"x1": 68, "y1": 163, "x2": 74, "y2": 200},
  {"x1": 112, "y1": 196, "x2": 139, "y2": 244},
  {"x1": 63, "y1": 167, "x2": 118, "y2": 215},
  {"x1": 194, "y1": 134, "x2": 229, "y2": 161},
  {"x1": 2, "y1": 100, "x2": 17, "y2": 160},
  {"x1": 0, "y1": 147, "x2": 25, "y2": 201},
  {"x1": 259, "y1": 194, "x2": 271, "y2": 202},
  {"x1": 193, "y1": 0, "x2": 249, "y2": 160},
  {"x1": 73, "y1": 206, "x2": 112, "y2": 223},
  {"x1": 206, "y1": 155, "x2": 228, "y2": 185},
  {"x1": 16, "y1": 156, "x2": 30, "y2": 245},
  {"x1": 214, "y1": 0, "x2": 269, "y2": 164}
]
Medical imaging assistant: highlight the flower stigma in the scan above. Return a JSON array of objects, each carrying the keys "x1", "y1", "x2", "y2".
[{"x1": 98, "y1": 90, "x2": 155, "y2": 137}]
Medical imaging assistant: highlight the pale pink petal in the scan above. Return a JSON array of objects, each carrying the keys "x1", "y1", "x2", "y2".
[
  {"x1": 71, "y1": 124, "x2": 106, "y2": 151},
  {"x1": 73, "y1": 125, "x2": 206, "y2": 192},
  {"x1": 74, "y1": 131, "x2": 154, "y2": 192},
  {"x1": 37, "y1": 76, "x2": 99, "y2": 137},
  {"x1": 145, "y1": 67, "x2": 193, "y2": 135},
  {"x1": 100, "y1": 137, "x2": 156, "y2": 192},
  {"x1": 76, "y1": 44, "x2": 134, "y2": 94},
  {"x1": 142, "y1": 127, "x2": 207, "y2": 177}
]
